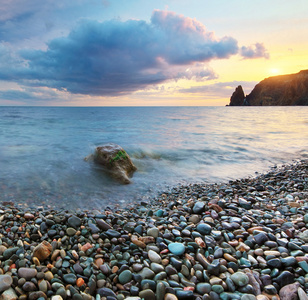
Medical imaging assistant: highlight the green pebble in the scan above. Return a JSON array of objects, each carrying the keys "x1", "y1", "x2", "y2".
[
  {"x1": 290, "y1": 207, "x2": 297, "y2": 213},
  {"x1": 156, "y1": 281, "x2": 166, "y2": 300},
  {"x1": 270, "y1": 268, "x2": 279, "y2": 277},
  {"x1": 63, "y1": 273, "x2": 77, "y2": 284},
  {"x1": 196, "y1": 282, "x2": 211, "y2": 294},
  {"x1": 239, "y1": 257, "x2": 251, "y2": 267},
  {"x1": 211, "y1": 284, "x2": 224, "y2": 294},
  {"x1": 299, "y1": 261, "x2": 308, "y2": 273},
  {"x1": 81, "y1": 229, "x2": 88, "y2": 235},
  {"x1": 118, "y1": 270, "x2": 133, "y2": 284},
  {"x1": 116, "y1": 294, "x2": 125, "y2": 300},
  {"x1": 66, "y1": 227, "x2": 77, "y2": 236},
  {"x1": 291, "y1": 250, "x2": 304, "y2": 256},
  {"x1": 220, "y1": 292, "x2": 241, "y2": 300},
  {"x1": 147, "y1": 227, "x2": 159, "y2": 238},
  {"x1": 154, "y1": 272, "x2": 167, "y2": 281},
  {"x1": 230, "y1": 272, "x2": 249, "y2": 287},
  {"x1": 155, "y1": 209, "x2": 164, "y2": 217},
  {"x1": 83, "y1": 266, "x2": 92, "y2": 277}
]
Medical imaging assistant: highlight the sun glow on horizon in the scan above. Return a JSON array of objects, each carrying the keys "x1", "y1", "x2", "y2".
[{"x1": 269, "y1": 68, "x2": 281, "y2": 75}]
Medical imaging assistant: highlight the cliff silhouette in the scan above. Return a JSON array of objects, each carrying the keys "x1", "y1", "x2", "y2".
[{"x1": 229, "y1": 70, "x2": 308, "y2": 106}]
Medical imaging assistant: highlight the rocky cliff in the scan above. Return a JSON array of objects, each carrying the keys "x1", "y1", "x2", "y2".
[
  {"x1": 228, "y1": 70, "x2": 308, "y2": 106},
  {"x1": 229, "y1": 85, "x2": 245, "y2": 106}
]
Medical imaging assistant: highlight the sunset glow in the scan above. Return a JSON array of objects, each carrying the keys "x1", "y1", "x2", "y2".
[
  {"x1": 270, "y1": 68, "x2": 280, "y2": 75},
  {"x1": 0, "y1": 0, "x2": 307, "y2": 106}
]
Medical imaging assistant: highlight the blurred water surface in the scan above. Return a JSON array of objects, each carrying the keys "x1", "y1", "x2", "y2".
[{"x1": 0, "y1": 106, "x2": 307, "y2": 209}]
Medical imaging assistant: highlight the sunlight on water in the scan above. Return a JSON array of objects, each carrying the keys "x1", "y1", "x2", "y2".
[{"x1": 0, "y1": 106, "x2": 307, "y2": 209}]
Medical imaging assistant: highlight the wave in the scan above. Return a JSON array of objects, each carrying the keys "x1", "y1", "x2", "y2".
[{"x1": 130, "y1": 150, "x2": 163, "y2": 160}]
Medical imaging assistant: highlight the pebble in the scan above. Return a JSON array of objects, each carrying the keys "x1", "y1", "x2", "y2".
[
  {"x1": 196, "y1": 282, "x2": 211, "y2": 294},
  {"x1": 148, "y1": 250, "x2": 162, "y2": 263},
  {"x1": 0, "y1": 160, "x2": 305, "y2": 300},
  {"x1": 298, "y1": 287, "x2": 308, "y2": 300},
  {"x1": 279, "y1": 282, "x2": 299, "y2": 300},
  {"x1": 196, "y1": 223, "x2": 212, "y2": 235},
  {"x1": 118, "y1": 270, "x2": 133, "y2": 284},
  {"x1": 63, "y1": 273, "x2": 77, "y2": 284},
  {"x1": 193, "y1": 201, "x2": 205, "y2": 214},
  {"x1": 66, "y1": 227, "x2": 77, "y2": 236},
  {"x1": 0, "y1": 275, "x2": 12, "y2": 292},
  {"x1": 139, "y1": 289, "x2": 155, "y2": 300},
  {"x1": 164, "y1": 293, "x2": 178, "y2": 300},
  {"x1": 147, "y1": 227, "x2": 159, "y2": 238},
  {"x1": 96, "y1": 218, "x2": 112, "y2": 230},
  {"x1": 231, "y1": 272, "x2": 249, "y2": 286},
  {"x1": 0, "y1": 287, "x2": 18, "y2": 300},
  {"x1": 67, "y1": 215, "x2": 81, "y2": 228},
  {"x1": 168, "y1": 243, "x2": 185, "y2": 256},
  {"x1": 32, "y1": 241, "x2": 52, "y2": 261},
  {"x1": 18, "y1": 268, "x2": 37, "y2": 280}
]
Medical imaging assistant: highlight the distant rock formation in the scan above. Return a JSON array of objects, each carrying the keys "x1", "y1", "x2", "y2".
[
  {"x1": 229, "y1": 85, "x2": 245, "y2": 106},
  {"x1": 228, "y1": 70, "x2": 308, "y2": 106}
]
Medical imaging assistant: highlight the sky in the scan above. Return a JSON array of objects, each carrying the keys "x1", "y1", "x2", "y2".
[{"x1": 0, "y1": 0, "x2": 307, "y2": 106}]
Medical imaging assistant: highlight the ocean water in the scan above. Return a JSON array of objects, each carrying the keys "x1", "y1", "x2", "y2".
[{"x1": 0, "y1": 106, "x2": 307, "y2": 210}]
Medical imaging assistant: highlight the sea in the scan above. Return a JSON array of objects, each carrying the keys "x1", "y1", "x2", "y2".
[{"x1": 0, "y1": 106, "x2": 307, "y2": 210}]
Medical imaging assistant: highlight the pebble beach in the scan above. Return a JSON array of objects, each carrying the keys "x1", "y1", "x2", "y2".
[{"x1": 0, "y1": 160, "x2": 307, "y2": 300}]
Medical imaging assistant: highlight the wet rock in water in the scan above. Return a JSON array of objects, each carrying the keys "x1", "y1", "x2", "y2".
[{"x1": 92, "y1": 143, "x2": 137, "y2": 184}]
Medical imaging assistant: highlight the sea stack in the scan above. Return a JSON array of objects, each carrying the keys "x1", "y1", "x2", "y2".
[{"x1": 229, "y1": 85, "x2": 246, "y2": 106}]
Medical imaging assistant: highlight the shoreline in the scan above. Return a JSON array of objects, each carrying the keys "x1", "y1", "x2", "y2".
[{"x1": 0, "y1": 159, "x2": 307, "y2": 299}]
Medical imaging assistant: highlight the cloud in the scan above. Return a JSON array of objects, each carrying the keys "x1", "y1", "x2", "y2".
[
  {"x1": 0, "y1": 9, "x2": 268, "y2": 98},
  {"x1": 179, "y1": 81, "x2": 258, "y2": 98},
  {"x1": 0, "y1": 0, "x2": 106, "y2": 46},
  {"x1": 0, "y1": 86, "x2": 65, "y2": 104},
  {"x1": 240, "y1": 42, "x2": 269, "y2": 59}
]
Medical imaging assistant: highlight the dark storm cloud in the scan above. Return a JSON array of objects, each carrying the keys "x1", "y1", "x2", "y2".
[{"x1": 0, "y1": 10, "x2": 269, "y2": 97}]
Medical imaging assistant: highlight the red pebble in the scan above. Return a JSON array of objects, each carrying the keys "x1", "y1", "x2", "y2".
[
  {"x1": 81, "y1": 242, "x2": 93, "y2": 252},
  {"x1": 76, "y1": 278, "x2": 85, "y2": 287},
  {"x1": 160, "y1": 249, "x2": 169, "y2": 254}
]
